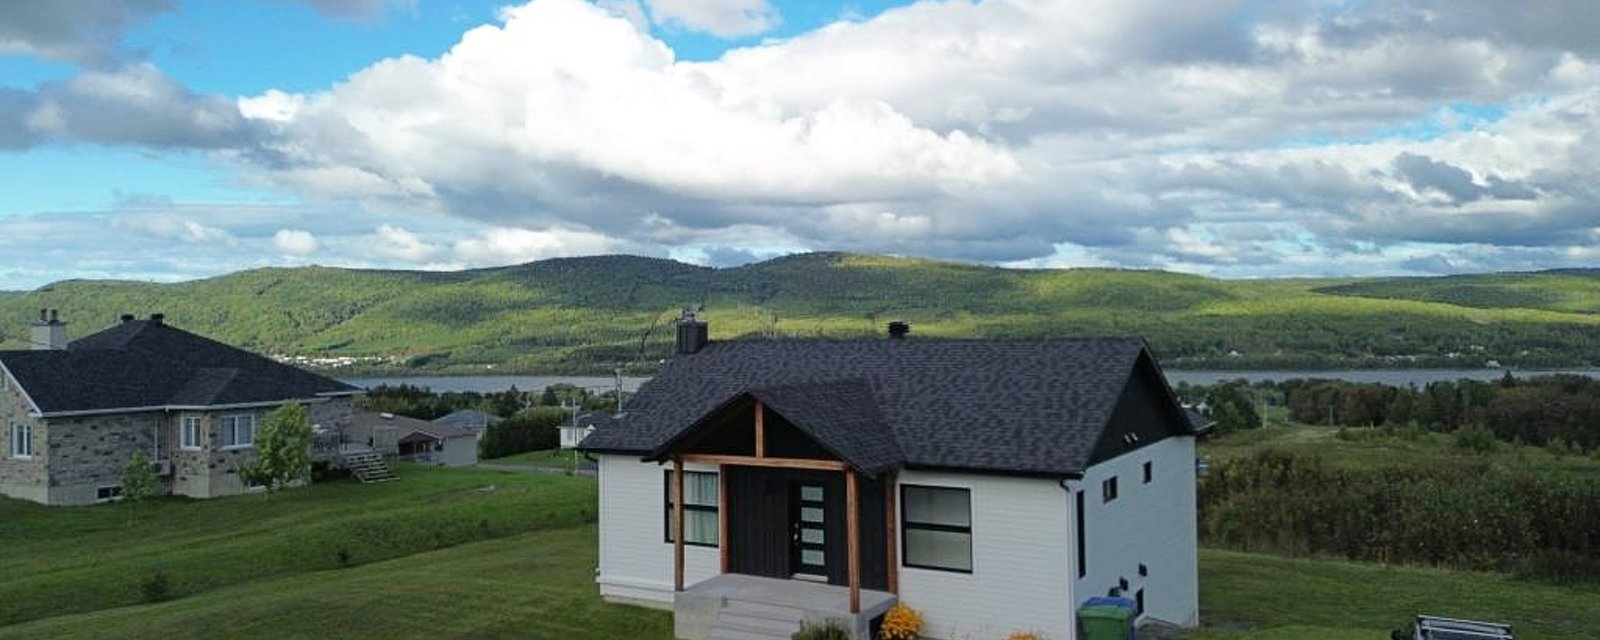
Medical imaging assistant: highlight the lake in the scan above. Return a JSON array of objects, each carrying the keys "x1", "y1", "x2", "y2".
[{"x1": 344, "y1": 368, "x2": 1600, "y2": 393}]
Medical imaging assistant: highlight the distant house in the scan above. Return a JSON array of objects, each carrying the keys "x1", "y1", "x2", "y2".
[
  {"x1": 433, "y1": 409, "x2": 500, "y2": 442},
  {"x1": 579, "y1": 314, "x2": 1207, "y2": 640},
  {"x1": 0, "y1": 310, "x2": 361, "y2": 506},
  {"x1": 354, "y1": 411, "x2": 477, "y2": 467}
]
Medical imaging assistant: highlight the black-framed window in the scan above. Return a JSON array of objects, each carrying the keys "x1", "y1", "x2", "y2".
[
  {"x1": 1102, "y1": 476, "x2": 1118, "y2": 503},
  {"x1": 663, "y1": 470, "x2": 719, "y2": 547},
  {"x1": 1143, "y1": 461, "x2": 1153, "y2": 484},
  {"x1": 1075, "y1": 490, "x2": 1087, "y2": 578},
  {"x1": 901, "y1": 485, "x2": 973, "y2": 573}
]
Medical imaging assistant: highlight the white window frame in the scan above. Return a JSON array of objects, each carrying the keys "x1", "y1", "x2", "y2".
[
  {"x1": 220, "y1": 413, "x2": 256, "y2": 450},
  {"x1": 9, "y1": 422, "x2": 33, "y2": 459},
  {"x1": 901, "y1": 484, "x2": 974, "y2": 574},
  {"x1": 180, "y1": 415, "x2": 203, "y2": 450}
]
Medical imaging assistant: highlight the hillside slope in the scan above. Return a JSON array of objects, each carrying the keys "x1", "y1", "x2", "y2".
[{"x1": 5, "y1": 253, "x2": 1600, "y2": 373}]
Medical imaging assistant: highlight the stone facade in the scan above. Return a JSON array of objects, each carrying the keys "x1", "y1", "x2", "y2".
[
  {"x1": 0, "y1": 369, "x2": 47, "y2": 503},
  {"x1": 0, "y1": 392, "x2": 354, "y2": 507}
]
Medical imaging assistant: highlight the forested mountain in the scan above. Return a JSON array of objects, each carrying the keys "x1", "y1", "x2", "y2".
[{"x1": 5, "y1": 253, "x2": 1600, "y2": 373}]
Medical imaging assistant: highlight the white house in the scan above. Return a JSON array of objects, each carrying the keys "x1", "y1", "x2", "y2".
[{"x1": 578, "y1": 315, "x2": 1207, "y2": 640}]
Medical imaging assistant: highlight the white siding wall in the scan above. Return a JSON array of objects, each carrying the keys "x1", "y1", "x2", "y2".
[
  {"x1": 438, "y1": 435, "x2": 478, "y2": 467},
  {"x1": 596, "y1": 454, "x2": 721, "y2": 605},
  {"x1": 896, "y1": 470, "x2": 1075, "y2": 640},
  {"x1": 1071, "y1": 435, "x2": 1199, "y2": 627}
]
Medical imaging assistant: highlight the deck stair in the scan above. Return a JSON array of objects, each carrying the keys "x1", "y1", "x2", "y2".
[
  {"x1": 344, "y1": 450, "x2": 397, "y2": 483},
  {"x1": 708, "y1": 599, "x2": 808, "y2": 640}
]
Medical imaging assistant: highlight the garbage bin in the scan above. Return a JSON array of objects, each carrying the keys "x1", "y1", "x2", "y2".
[{"x1": 1078, "y1": 597, "x2": 1137, "y2": 640}]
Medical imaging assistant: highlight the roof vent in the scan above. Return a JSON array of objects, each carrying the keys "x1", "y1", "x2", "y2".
[
  {"x1": 150, "y1": 313, "x2": 165, "y2": 325},
  {"x1": 887, "y1": 320, "x2": 911, "y2": 339},
  {"x1": 380, "y1": 412, "x2": 395, "y2": 420},
  {"x1": 120, "y1": 314, "x2": 135, "y2": 323}
]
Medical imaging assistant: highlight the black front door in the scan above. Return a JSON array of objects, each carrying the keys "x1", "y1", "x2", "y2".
[{"x1": 790, "y1": 481, "x2": 828, "y2": 580}]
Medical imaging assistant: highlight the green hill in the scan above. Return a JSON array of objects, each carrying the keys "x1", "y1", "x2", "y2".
[{"x1": 5, "y1": 253, "x2": 1600, "y2": 373}]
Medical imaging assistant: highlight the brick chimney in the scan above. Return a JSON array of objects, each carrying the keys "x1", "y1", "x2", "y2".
[
  {"x1": 675, "y1": 307, "x2": 708, "y2": 355},
  {"x1": 31, "y1": 308, "x2": 67, "y2": 350}
]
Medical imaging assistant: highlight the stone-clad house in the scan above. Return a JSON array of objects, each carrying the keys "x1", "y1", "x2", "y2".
[{"x1": 0, "y1": 310, "x2": 361, "y2": 506}]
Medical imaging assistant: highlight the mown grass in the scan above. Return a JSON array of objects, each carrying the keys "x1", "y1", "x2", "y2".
[
  {"x1": 1194, "y1": 549, "x2": 1600, "y2": 640},
  {"x1": 486, "y1": 448, "x2": 584, "y2": 470},
  {"x1": 0, "y1": 525, "x2": 672, "y2": 640},
  {"x1": 0, "y1": 464, "x2": 596, "y2": 627}
]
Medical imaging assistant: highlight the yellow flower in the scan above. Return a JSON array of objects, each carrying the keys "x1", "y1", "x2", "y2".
[
  {"x1": 879, "y1": 603, "x2": 925, "y2": 640},
  {"x1": 1005, "y1": 633, "x2": 1042, "y2": 640}
]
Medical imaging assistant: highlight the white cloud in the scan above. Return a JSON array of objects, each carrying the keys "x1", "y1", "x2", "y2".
[
  {"x1": 452, "y1": 226, "x2": 624, "y2": 266},
  {"x1": 643, "y1": 0, "x2": 777, "y2": 38},
  {"x1": 272, "y1": 229, "x2": 320, "y2": 254},
  {"x1": 370, "y1": 223, "x2": 441, "y2": 261}
]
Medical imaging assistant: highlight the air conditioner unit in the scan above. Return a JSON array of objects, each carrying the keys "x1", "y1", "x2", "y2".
[{"x1": 151, "y1": 460, "x2": 173, "y2": 476}]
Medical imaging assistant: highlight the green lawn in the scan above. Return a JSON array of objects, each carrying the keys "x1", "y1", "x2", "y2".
[
  {"x1": 0, "y1": 464, "x2": 595, "y2": 627},
  {"x1": 1195, "y1": 549, "x2": 1600, "y2": 640},
  {"x1": 483, "y1": 448, "x2": 585, "y2": 471}
]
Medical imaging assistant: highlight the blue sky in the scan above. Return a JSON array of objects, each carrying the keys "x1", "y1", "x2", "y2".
[{"x1": 2, "y1": 0, "x2": 1599, "y2": 289}]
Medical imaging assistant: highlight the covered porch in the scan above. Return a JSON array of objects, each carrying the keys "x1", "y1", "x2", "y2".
[{"x1": 659, "y1": 382, "x2": 903, "y2": 639}]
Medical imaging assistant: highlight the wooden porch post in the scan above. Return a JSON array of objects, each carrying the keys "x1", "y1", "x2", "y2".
[
  {"x1": 718, "y1": 464, "x2": 730, "y2": 573},
  {"x1": 846, "y1": 468, "x2": 860, "y2": 614},
  {"x1": 885, "y1": 471, "x2": 899, "y2": 594},
  {"x1": 674, "y1": 456, "x2": 685, "y2": 592},
  {"x1": 754, "y1": 400, "x2": 766, "y2": 458}
]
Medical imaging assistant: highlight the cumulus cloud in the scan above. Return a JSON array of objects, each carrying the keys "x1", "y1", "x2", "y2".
[
  {"x1": 452, "y1": 226, "x2": 624, "y2": 266},
  {"x1": 0, "y1": 0, "x2": 175, "y2": 66},
  {"x1": 370, "y1": 224, "x2": 441, "y2": 261},
  {"x1": 273, "y1": 229, "x2": 320, "y2": 254},
  {"x1": 643, "y1": 0, "x2": 778, "y2": 37}
]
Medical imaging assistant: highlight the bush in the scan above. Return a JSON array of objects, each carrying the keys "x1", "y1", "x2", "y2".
[
  {"x1": 791, "y1": 620, "x2": 851, "y2": 640},
  {"x1": 1453, "y1": 426, "x2": 1498, "y2": 454},
  {"x1": 140, "y1": 571, "x2": 170, "y2": 603},
  {"x1": 480, "y1": 406, "x2": 567, "y2": 459}
]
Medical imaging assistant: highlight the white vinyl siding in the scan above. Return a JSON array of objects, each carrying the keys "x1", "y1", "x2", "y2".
[
  {"x1": 596, "y1": 455, "x2": 720, "y2": 605},
  {"x1": 895, "y1": 471, "x2": 1073, "y2": 640},
  {"x1": 9, "y1": 422, "x2": 33, "y2": 458},
  {"x1": 220, "y1": 414, "x2": 255, "y2": 449},
  {"x1": 180, "y1": 416, "x2": 202, "y2": 450}
]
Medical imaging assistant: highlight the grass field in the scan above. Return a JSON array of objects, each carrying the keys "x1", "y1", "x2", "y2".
[
  {"x1": 4, "y1": 462, "x2": 1598, "y2": 639},
  {"x1": 484, "y1": 448, "x2": 586, "y2": 471},
  {"x1": 0, "y1": 464, "x2": 595, "y2": 627},
  {"x1": 1200, "y1": 424, "x2": 1600, "y2": 478}
]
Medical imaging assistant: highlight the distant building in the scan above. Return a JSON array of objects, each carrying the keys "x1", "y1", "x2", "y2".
[
  {"x1": 0, "y1": 310, "x2": 360, "y2": 506},
  {"x1": 432, "y1": 409, "x2": 501, "y2": 442},
  {"x1": 354, "y1": 411, "x2": 477, "y2": 467}
]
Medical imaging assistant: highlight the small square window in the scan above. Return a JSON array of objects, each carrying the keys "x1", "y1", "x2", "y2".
[
  {"x1": 1143, "y1": 461, "x2": 1153, "y2": 484},
  {"x1": 1102, "y1": 477, "x2": 1118, "y2": 503}
]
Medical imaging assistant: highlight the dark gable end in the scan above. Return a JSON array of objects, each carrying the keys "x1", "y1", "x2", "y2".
[{"x1": 1088, "y1": 349, "x2": 1197, "y2": 466}]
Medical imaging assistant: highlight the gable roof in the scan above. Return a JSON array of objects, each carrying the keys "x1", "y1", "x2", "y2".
[
  {"x1": 0, "y1": 319, "x2": 360, "y2": 416},
  {"x1": 356, "y1": 411, "x2": 474, "y2": 443},
  {"x1": 580, "y1": 337, "x2": 1197, "y2": 477},
  {"x1": 432, "y1": 409, "x2": 501, "y2": 430}
]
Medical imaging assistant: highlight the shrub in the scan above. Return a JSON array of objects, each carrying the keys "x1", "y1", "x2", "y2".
[
  {"x1": 1006, "y1": 633, "x2": 1043, "y2": 640},
  {"x1": 879, "y1": 603, "x2": 924, "y2": 640},
  {"x1": 1453, "y1": 426, "x2": 1498, "y2": 454},
  {"x1": 791, "y1": 620, "x2": 851, "y2": 640},
  {"x1": 140, "y1": 571, "x2": 171, "y2": 603},
  {"x1": 480, "y1": 406, "x2": 566, "y2": 459}
]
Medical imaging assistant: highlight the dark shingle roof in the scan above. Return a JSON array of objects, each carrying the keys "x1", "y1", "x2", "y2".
[
  {"x1": 0, "y1": 319, "x2": 360, "y2": 415},
  {"x1": 432, "y1": 409, "x2": 501, "y2": 430},
  {"x1": 356, "y1": 411, "x2": 474, "y2": 442},
  {"x1": 581, "y1": 337, "x2": 1188, "y2": 476}
]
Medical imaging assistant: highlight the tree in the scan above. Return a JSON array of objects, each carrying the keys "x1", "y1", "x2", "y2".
[
  {"x1": 120, "y1": 450, "x2": 160, "y2": 523},
  {"x1": 241, "y1": 402, "x2": 313, "y2": 494}
]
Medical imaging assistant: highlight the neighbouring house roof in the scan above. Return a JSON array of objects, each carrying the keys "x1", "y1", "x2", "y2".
[
  {"x1": 580, "y1": 337, "x2": 1201, "y2": 477},
  {"x1": 0, "y1": 318, "x2": 360, "y2": 416},
  {"x1": 432, "y1": 409, "x2": 501, "y2": 430},
  {"x1": 355, "y1": 411, "x2": 475, "y2": 443}
]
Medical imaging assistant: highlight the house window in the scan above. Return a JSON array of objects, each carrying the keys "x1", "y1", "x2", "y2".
[
  {"x1": 1076, "y1": 490, "x2": 1087, "y2": 579},
  {"x1": 664, "y1": 470, "x2": 719, "y2": 547},
  {"x1": 220, "y1": 414, "x2": 256, "y2": 449},
  {"x1": 96, "y1": 486, "x2": 124, "y2": 502},
  {"x1": 1102, "y1": 476, "x2": 1118, "y2": 503},
  {"x1": 180, "y1": 416, "x2": 203, "y2": 450},
  {"x1": 1143, "y1": 461, "x2": 1153, "y2": 484},
  {"x1": 9, "y1": 422, "x2": 32, "y2": 459},
  {"x1": 901, "y1": 485, "x2": 973, "y2": 573}
]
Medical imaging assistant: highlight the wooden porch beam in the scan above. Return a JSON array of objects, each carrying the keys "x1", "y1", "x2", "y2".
[
  {"x1": 718, "y1": 464, "x2": 729, "y2": 574},
  {"x1": 847, "y1": 468, "x2": 860, "y2": 614},
  {"x1": 673, "y1": 456, "x2": 685, "y2": 592},
  {"x1": 885, "y1": 471, "x2": 899, "y2": 595},
  {"x1": 679, "y1": 453, "x2": 847, "y2": 472},
  {"x1": 754, "y1": 400, "x2": 765, "y2": 458}
]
